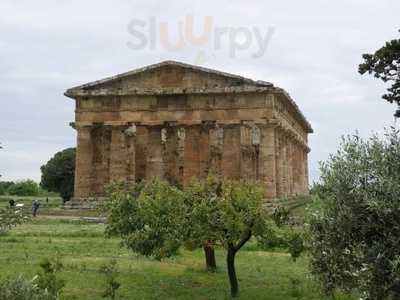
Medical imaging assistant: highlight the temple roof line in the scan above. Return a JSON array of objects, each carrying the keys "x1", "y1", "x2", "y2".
[
  {"x1": 64, "y1": 60, "x2": 313, "y2": 133},
  {"x1": 65, "y1": 60, "x2": 273, "y2": 92}
]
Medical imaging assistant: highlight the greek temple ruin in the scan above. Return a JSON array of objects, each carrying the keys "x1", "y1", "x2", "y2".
[{"x1": 65, "y1": 61, "x2": 312, "y2": 204}]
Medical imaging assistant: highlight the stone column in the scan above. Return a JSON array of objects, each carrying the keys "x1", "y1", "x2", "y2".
[
  {"x1": 259, "y1": 125, "x2": 277, "y2": 199},
  {"x1": 281, "y1": 134, "x2": 288, "y2": 198},
  {"x1": 289, "y1": 139, "x2": 294, "y2": 195},
  {"x1": 292, "y1": 142, "x2": 299, "y2": 194},
  {"x1": 109, "y1": 126, "x2": 129, "y2": 183},
  {"x1": 146, "y1": 126, "x2": 164, "y2": 180},
  {"x1": 126, "y1": 127, "x2": 136, "y2": 185},
  {"x1": 240, "y1": 123, "x2": 258, "y2": 181},
  {"x1": 163, "y1": 125, "x2": 186, "y2": 186},
  {"x1": 222, "y1": 125, "x2": 241, "y2": 180},
  {"x1": 177, "y1": 127, "x2": 186, "y2": 185},
  {"x1": 199, "y1": 124, "x2": 211, "y2": 179},
  {"x1": 297, "y1": 143, "x2": 304, "y2": 194},
  {"x1": 183, "y1": 125, "x2": 201, "y2": 186},
  {"x1": 135, "y1": 126, "x2": 148, "y2": 182},
  {"x1": 74, "y1": 125, "x2": 93, "y2": 198},
  {"x1": 90, "y1": 125, "x2": 111, "y2": 196},
  {"x1": 209, "y1": 125, "x2": 223, "y2": 177},
  {"x1": 164, "y1": 126, "x2": 179, "y2": 185},
  {"x1": 303, "y1": 148, "x2": 309, "y2": 193},
  {"x1": 275, "y1": 133, "x2": 282, "y2": 198}
]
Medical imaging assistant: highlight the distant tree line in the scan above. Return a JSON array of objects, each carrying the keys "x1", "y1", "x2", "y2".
[
  {"x1": 0, "y1": 180, "x2": 57, "y2": 197},
  {"x1": 0, "y1": 147, "x2": 76, "y2": 201}
]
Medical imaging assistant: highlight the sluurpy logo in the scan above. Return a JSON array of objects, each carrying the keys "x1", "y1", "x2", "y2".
[{"x1": 126, "y1": 15, "x2": 275, "y2": 60}]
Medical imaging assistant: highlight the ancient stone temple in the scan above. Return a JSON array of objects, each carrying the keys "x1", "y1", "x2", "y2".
[{"x1": 65, "y1": 61, "x2": 312, "y2": 203}]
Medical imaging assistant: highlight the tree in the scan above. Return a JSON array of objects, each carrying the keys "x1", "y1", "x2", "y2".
[
  {"x1": 182, "y1": 177, "x2": 220, "y2": 272},
  {"x1": 359, "y1": 30, "x2": 400, "y2": 105},
  {"x1": 103, "y1": 178, "x2": 282, "y2": 298},
  {"x1": 184, "y1": 177, "x2": 268, "y2": 298},
  {"x1": 102, "y1": 180, "x2": 186, "y2": 260},
  {"x1": 40, "y1": 148, "x2": 75, "y2": 203},
  {"x1": 309, "y1": 128, "x2": 400, "y2": 300},
  {"x1": 8, "y1": 180, "x2": 39, "y2": 196}
]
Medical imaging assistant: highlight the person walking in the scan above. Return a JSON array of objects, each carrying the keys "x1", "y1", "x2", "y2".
[{"x1": 32, "y1": 200, "x2": 40, "y2": 217}]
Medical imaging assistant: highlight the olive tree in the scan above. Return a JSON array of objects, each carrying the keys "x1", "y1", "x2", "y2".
[{"x1": 309, "y1": 128, "x2": 400, "y2": 300}]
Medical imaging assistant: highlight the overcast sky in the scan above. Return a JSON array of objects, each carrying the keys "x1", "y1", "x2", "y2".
[{"x1": 1, "y1": 0, "x2": 399, "y2": 183}]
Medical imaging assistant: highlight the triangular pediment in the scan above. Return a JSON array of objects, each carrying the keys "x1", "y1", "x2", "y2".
[{"x1": 65, "y1": 60, "x2": 272, "y2": 95}]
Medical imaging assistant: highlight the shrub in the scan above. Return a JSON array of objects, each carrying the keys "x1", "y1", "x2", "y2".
[
  {"x1": 0, "y1": 207, "x2": 28, "y2": 235},
  {"x1": 99, "y1": 259, "x2": 120, "y2": 299},
  {"x1": 0, "y1": 275, "x2": 52, "y2": 300},
  {"x1": 36, "y1": 257, "x2": 65, "y2": 299}
]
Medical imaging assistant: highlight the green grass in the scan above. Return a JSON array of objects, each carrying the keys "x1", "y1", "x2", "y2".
[{"x1": 0, "y1": 218, "x2": 357, "y2": 300}]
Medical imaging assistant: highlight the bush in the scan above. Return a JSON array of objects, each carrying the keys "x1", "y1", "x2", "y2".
[
  {"x1": 309, "y1": 128, "x2": 400, "y2": 299},
  {"x1": 36, "y1": 257, "x2": 65, "y2": 299},
  {"x1": 0, "y1": 275, "x2": 53, "y2": 300},
  {"x1": 0, "y1": 207, "x2": 28, "y2": 234},
  {"x1": 7, "y1": 180, "x2": 39, "y2": 196},
  {"x1": 99, "y1": 259, "x2": 120, "y2": 299}
]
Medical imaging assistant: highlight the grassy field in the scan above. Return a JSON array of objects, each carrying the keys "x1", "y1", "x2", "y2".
[
  {"x1": 0, "y1": 196, "x2": 99, "y2": 217},
  {"x1": 0, "y1": 215, "x2": 358, "y2": 300},
  {"x1": 0, "y1": 196, "x2": 356, "y2": 299}
]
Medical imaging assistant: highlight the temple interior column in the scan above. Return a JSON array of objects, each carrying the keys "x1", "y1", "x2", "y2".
[{"x1": 74, "y1": 125, "x2": 93, "y2": 198}]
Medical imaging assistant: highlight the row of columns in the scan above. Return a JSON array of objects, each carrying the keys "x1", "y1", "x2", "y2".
[
  {"x1": 74, "y1": 122, "x2": 307, "y2": 199},
  {"x1": 275, "y1": 129, "x2": 308, "y2": 198}
]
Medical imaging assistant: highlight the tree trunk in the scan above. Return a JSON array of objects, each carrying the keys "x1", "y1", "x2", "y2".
[
  {"x1": 225, "y1": 231, "x2": 252, "y2": 298},
  {"x1": 203, "y1": 244, "x2": 217, "y2": 271},
  {"x1": 227, "y1": 245, "x2": 238, "y2": 298}
]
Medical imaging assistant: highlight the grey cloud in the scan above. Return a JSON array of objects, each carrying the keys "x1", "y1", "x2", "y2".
[{"x1": 0, "y1": 0, "x2": 399, "y2": 183}]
